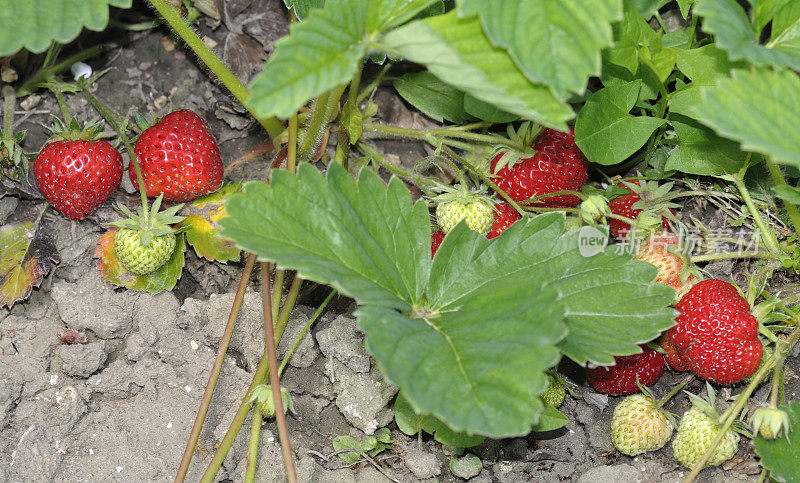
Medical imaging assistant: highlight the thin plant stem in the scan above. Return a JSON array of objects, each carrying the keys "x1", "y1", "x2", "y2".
[
  {"x1": 356, "y1": 141, "x2": 436, "y2": 196},
  {"x1": 363, "y1": 122, "x2": 525, "y2": 151},
  {"x1": 356, "y1": 63, "x2": 391, "y2": 103},
  {"x1": 176, "y1": 253, "x2": 257, "y2": 482},
  {"x1": 764, "y1": 156, "x2": 800, "y2": 235},
  {"x1": 287, "y1": 113, "x2": 298, "y2": 173},
  {"x1": 244, "y1": 405, "x2": 263, "y2": 483},
  {"x1": 272, "y1": 269, "x2": 285, "y2": 325},
  {"x1": 146, "y1": 0, "x2": 284, "y2": 141},
  {"x1": 79, "y1": 83, "x2": 150, "y2": 225},
  {"x1": 278, "y1": 291, "x2": 336, "y2": 377},
  {"x1": 655, "y1": 374, "x2": 694, "y2": 408},
  {"x1": 689, "y1": 251, "x2": 781, "y2": 263},
  {"x1": 728, "y1": 163, "x2": 781, "y2": 253},
  {"x1": 54, "y1": 90, "x2": 70, "y2": 124},
  {"x1": 260, "y1": 262, "x2": 297, "y2": 482},
  {"x1": 297, "y1": 91, "x2": 330, "y2": 162},
  {"x1": 17, "y1": 45, "x2": 103, "y2": 96},
  {"x1": 276, "y1": 274, "x2": 303, "y2": 335},
  {"x1": 3, "y1": 87, "x2": 15, "y2": 134}
]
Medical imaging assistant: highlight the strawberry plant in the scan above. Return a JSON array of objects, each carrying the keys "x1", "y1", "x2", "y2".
[{"x1": 4, "y1": 0, "x2": 800, "y2": 481}]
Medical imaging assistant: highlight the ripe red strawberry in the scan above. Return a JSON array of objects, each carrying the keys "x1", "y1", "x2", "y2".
[
  {"x1": 487, "y1": 203, "x2": 521, "y2": 239},
  {"x1": 490, "y1": 128, "x2": 587, "y2": 207},
  {"x1": 659, "y1": 333, "x2": 688, "y2": 371},
  {"x1": 636, "y1": 231, "x2": 696, "y2": 299},
  {"x1": 431, "y1": 229, "x2": 445, "y2": 257},
  {"x1": 608, "y1": 180, "x2": 671, "y2": 240},
  {"x1": 132, "y1": 110, "x2": 223, "y2": 202},
  {"x1": 586, "y1": 345, "x2": 665, "y2": 395},
  {"x1": 667, "y1": 279, "x2": 762, "y2": 384},
  {"x1": 34, "y1": 119, "x2": 123, "y2": 220}
]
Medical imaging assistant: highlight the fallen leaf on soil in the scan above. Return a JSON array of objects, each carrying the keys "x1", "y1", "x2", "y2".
[
  {"x1": 178, "y1": 183, "x2": 243, "y2": 263},
  {"x1": 0, "y1": 220, "x2": 60, "y2": 308}
]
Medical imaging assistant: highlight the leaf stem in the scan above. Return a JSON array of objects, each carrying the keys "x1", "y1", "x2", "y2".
[
  {"x1": 764, "y1": 156, "x2": 800, "y2": 235},
  {"x1": 356, "y1": 63, "x2": 391, "y2": 103},
  {"x1": 146, "y1": 0, "x2": 284, "y2": 141},
  {"x1": 244, "y1": 405, "x2": 262, "y2": 483},
  {"x1": 278, "y1": 290, "x2": 336, "y2": 377},
  {"x1": 689, "y1": 251, "x2": 781, "y2": 263},
  {"x1": 78, "y1": 82, "x2": 150, "y2": 226},
  {"x1": 728, "y1": 164, "x2": 781, "y2": 254},
  {"x1": 355, "y1": 141, "x2": 436, "y2": 196},
  {"x1": 176, "y1": 253, "x2": 257, "y2": 482},
  {"x1": 655, "y1": 374, "x2": 694, "y2": 409},
  {"x1": 363, "y1": 122, "x2": 525, "y2": 151},
  {"x1": 17, "y1": 45, "x2": 103, "y2": 96},
  {"x1": 260, "y1": 263, "x2": 297, "y2": 482}
]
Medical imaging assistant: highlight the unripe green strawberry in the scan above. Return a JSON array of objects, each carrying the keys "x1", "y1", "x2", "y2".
[
  {"x1": 541, "y1": 375, "x2": 566, "y2": 407},
  {"x1": 436, "y1": 197, "x2": 494, "y2": 235},
  {"x1": 611, "y1": 394, "x2": 673, "y2": 456},
  {"x1": 114, "y1": 228, "x2": 176, "y2": 275},
  {"x1": 672, "y1": 407, "x2": 739, "y2": 469}
]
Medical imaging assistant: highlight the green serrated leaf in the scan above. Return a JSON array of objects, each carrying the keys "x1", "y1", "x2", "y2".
[
  {"x1": 250, "y1": 0, "x2": 435, "y2": 119},
  {"x1": 0, "y1": 0, "x2": 131, "y2": 55},
  {"x1": 221, "y1": 164, "x2": 675, "y2": 436},
  {"x1": 772, "y1": 185, "x2": 800, "y2": 205},
  {"x1": 676, "y1": 0, "x2": 694, "y2": 19},
  {"x1": 574, "y1": 80, "x2": 665, "y2": 165},
  {"x1": 379, "y1": 11, "x2": 574, "y2": 128},
  {"x1": 462, "y1": 94, "x2": 517, "y2": 123},
  {"x1": 769, "y1": 1, "x2": 800, "y2": 63},
  {"x1": 457, "y1": 0, "x2": 621, "y2": 98},
  {"x1": 283, "y1": 0, "x2": 326, "y2": 20},
  {"x1": 756, "y1": 0, "x2": 790, "y2": 31},
  {"x1": 695, "y1": 0, "x2": 799, "y2": 69},
  {"x1": 690, "y1": 68, "x2": 800, "y2": 167},
  {"x1": 394, "y1": 392, "x2": 485, "y2": 446},
  {"x1": 604, "y1": 0, "x2": 658, "y2": 74},
  {"x1": 332, "y1": 435, "x2": 366, "y2": 464},
  {"x1": 530, "y1": 402, "x2": 567, "y2": 432},
  {"x1": 665, "y1": 114, "x2": 748, "y2": 175},
  {"x1": 392, "y1": 71, "x2": 471, "y2": 123},
  {"x1": 754, "y1": 402, "x2": 800, "y2": 482},
  {"x1": 629, "y1": 0, "x2": 669, "y2": 17}
]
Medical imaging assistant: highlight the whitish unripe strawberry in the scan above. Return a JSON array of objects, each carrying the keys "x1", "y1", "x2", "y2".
[
  {"x1": 672, "y1": 407, "x2": 739, "y2": 469},
  {"x1": 436, "y1": 195, "x2": 494, "y2": 235},
  {"x1": 611, "y1": 394, "x2": 673, "y2": 456}
]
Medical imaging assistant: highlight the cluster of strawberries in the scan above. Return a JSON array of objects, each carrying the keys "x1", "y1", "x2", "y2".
[{"x1": 34, "y1": 110, "x2": 222, "y2": 219}]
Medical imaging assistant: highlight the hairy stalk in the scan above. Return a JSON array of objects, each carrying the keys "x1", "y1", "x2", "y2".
[
  {"x1": 356, "y1": 63, "x2": 391, "y2": 103},
  {"x1": 355, "y1": 141, "x2": 436, "y2": 196},
  {"x1": 764, "y1": 156, "x2": 800, "y2": 235},
  {"x1": 689, "y1": 251, "x2": 781, "y2": 263},
  {"x1": 176, "y1": 253, "x2": 257, "y2": 482},
  {"x1": 17, "y1": 45, "x2": 103, "y2": 96},
  {"x1": 3, "y1": 87, "x2": 14, "y2": 134},
  {"x1": 298, "y1": 85, "x2": 345, "y2": 162},
  {"x1": 260, "y1": 263, "x2": 297, "y2": 482},
  {"x1": 271, "y1": 269, "x2": 285, "y2": 324},
  {"x1": 335, "y1": 62, "x2": 364, "y2": 165},
  {"x1": 363, "y1": 122, "x2": 526, "y2": 151},
  {"x1": 244, "y1": 405, "x2": 263, "y2": 483},
  {"x1": 79, "y1": 83, "x2": 150, "y2": 225},
  {"x1": 146, "y1": 0, "x2": 283, "y2": 141},
  {"x1": 654, "y1": 374, "x2": 694, "y2": 408},
  {"x1": 287, "y1": 113, "x2": 298, "y2": 173},
  {"x1": 728, "y1": 164, "x2": 781, "y2": 254}
]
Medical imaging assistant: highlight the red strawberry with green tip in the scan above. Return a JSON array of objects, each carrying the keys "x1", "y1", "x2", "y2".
[
  {"x1": 33, "y1": 117, "x2": 122, "y2": 220},
  {"x1": 487, "y1": 203, "x2": 521, "y2": 239},
  {"x1": 132, "y1": 110, "x2": 223, "y2": 202}
]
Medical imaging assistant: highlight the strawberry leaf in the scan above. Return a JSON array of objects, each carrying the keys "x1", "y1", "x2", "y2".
[
  {"x1": 690, "y1": 69, "x2": 800, "y2": 167},
  {"x1": 394, "y1": 392, "x2": 485, "y2": 447},
  {"x1": 530, "y1": 402, "x2": 567, "y2": 432},
  {"x1": 0, "y1": 221, "x2": 60, "y2": 308},
  {"x1": 574, "y1": 80, "x2": 665, "y2": 165},
  {"x1": 0, "y1": 0, "x2": 131, "y2": 55},
  {"x1": 392, "y1": 71, "x2": 472, "y2": 124},
  {"x1": 754, "y1": 402, "x2": 800, "y2": 482},
  {"x1": 248, "y1": 0, "x2": 437, "y2": 119},
  {"x1": 179, "y1": 183, "x2": 243, "y2": 263},
  {"x1": 222, "y1": 163, "x2": 674, "y2": 436},
  {"x1": 457, "y1": 0, "x2": 622, "y2": 99},
  {"x1": 378, "y1": 11, "x2": 573, "y2": 128},
  {"x1": 282, "y1": 0, "x2": 325, "y2": 20},
  {"x1": 695, "y1": 0, "x2": 800, "y2": 69},
  {"x1": 95, "y1": 228, "x2": 185, "y2": 294},
  {"x1": 664, "y1": 115, "x2": 749, "y2": 176}
]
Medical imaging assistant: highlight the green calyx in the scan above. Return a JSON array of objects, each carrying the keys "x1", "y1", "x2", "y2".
[
  {"x1": 247, "y1": 384, "x2": 295, "y2": 418},
  {"x1": 108, "y1": 194, "x2": 185, "y2": 247},
  {"x1": 43, "y1": 115, "x2": 111, "y2": 143},
  {"x1": 750, "y1": 407, "x2": 791, "y2": 440}
]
